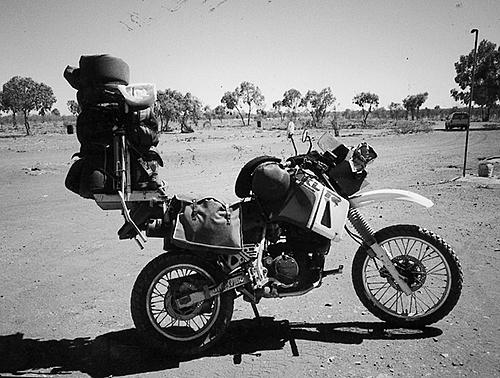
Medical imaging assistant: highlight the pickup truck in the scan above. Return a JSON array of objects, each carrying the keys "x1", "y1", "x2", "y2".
[{"x1": 445, "y1": 112, "x2": 469, "y2": 130}]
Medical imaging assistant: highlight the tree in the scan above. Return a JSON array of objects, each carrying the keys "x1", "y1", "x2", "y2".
[
  {"x1": 0, "y1": 91, "x2": 5, "y2": 113},
  {"x1": 235, "y1": 81, "x2": 265, "y2": 126},
  {"x1": 372, "y1": 106, "x2": 387, "y2": 120},
  {"x1": 353, "y1": 92, "x2": 379, "y2": 125},
  {"x1": 36, "y1": 83, "x2": 56, "y2": 117},
  {"x1": 2, "y1": 80, "x2": 24, "y2": 127},
  {"x1": 402, "y1": 92, "x2": 428, "y2": 120},
  {"x1": 451, "y1": 39, "x2": 500, "y2": 121},
  {"x1": 389, "y1": 102, "x2": 403, "y2": 120},
  {"x1": 221, "y1": 91, "x2": 245, "y2": 126},
  {"x1": 282, "y1": 89, "x2": 302, "y2": 119},
  {"x1": 179, "y1": 92, "x2": 201, "y2": 133},
  {"x1": 434, "y1": 105, "x2": 442, "y2": 120},
  {"x1": 51, "y1": 108, "x2": 61, "y2": 117},
  {"x1": 2, "y1": 76, "x2": 56, "y2": 135},
  {"x1": 413, "y1": 93, "x2": 428, "y2": 119},
  {"x1": 156, "y1": 89, "x2": 183, "y2": 131},
  {"x1": 300, "y1": 87, "x2": 335, "y2": 127},
  {"x1": 402, "y1": 96, "x2": 415, "y2": 120},
  {"x1": 155, "y1": 89, "x2": 201, "y2": 132},
  {"x1": 203, "y1": 105, "x2": 213, "y2": 126},
  {"x1": 272, "y1": 100, "x2": 284, "y2": 122},
  {"x1": 67, "y1": 100, "x2": 80, "y2": 116},
  {"x1": 214, "y1": 105, "x2": 225, "y2": 124}
]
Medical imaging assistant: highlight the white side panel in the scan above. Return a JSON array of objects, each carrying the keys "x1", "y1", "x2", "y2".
[
  {"x1": 301, "y1": 177, "x2": 324, "y2": 229},
  {"x1": 310, "y1": 187, "x2": 350, "y2": 241},
  {"x1": 349, "y1": 189, "x2": 434, "y2": 209}
]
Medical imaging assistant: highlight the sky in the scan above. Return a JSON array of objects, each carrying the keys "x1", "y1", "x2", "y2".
[{"x1": 1, "y1": 0, "x2": 499, "y2": 114}]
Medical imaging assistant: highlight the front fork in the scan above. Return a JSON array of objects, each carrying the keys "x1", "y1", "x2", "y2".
[{"x1": 348, "y1": 207, "x2": 412, "y2": 295}]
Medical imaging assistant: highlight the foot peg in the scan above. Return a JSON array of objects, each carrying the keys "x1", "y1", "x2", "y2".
[{"x1": 323, "y1": 265, "x2": 344, "y2": 277}]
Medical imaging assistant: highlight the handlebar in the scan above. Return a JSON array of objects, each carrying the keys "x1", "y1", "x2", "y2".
[{"x1": 286, "y1": 152, "x2": 329, "y2": 173}]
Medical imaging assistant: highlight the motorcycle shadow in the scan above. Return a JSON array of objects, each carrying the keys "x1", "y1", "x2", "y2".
[
  {"x1": 0, "y1": 318, "x2": 442, "y2": 377},
  {"x1": 213, "y1": 317, "x2": 443, "y2": 361}
]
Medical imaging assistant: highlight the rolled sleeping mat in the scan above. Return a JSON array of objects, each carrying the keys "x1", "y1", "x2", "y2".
[{"x1": 79, "y1": 54, "x2": 130, "y2": 87}]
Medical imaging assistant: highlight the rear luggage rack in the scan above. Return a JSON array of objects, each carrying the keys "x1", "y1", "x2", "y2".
[
  {"x1": 94, "y1": 190, "x2": 168, "y2": 210},
  {"x1": 97, "y1": 125, "x2": 167, "y2": 249}
]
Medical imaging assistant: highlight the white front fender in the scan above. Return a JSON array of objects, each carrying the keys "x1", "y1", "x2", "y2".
[{"x1": 349, "y1": 189, "x2": 433, "y2": 209}]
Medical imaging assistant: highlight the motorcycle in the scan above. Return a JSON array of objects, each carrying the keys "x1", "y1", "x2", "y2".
[
  {"x1": 124, "y1": 121, "x2": 463, "y2": 356},
  {"x1": 64, "y1": 67, "x2": 462, "y2": 356}
]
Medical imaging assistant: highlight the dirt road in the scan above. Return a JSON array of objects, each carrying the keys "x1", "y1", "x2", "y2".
[{"x1": 0, "y1": 127, "x2": 499, "y2": 377}]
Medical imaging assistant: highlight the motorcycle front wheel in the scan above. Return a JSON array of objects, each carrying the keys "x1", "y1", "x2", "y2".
[
  {"x1": 131, "y1": 253, "x2": 234, "y2": 356},
  {"x1": 352, "y1": 224, "x2": 463, "y2": 327}
]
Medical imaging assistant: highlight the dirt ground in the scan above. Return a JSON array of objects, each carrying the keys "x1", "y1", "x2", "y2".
[{"x1": 0, "y1": 124, "x2": 499, "y2": 377}]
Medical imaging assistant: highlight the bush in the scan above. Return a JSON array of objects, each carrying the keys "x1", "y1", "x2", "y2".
[
  {"x1": 0, "y1": 114, "x2": 77, "y2": 135},
  {"x1": 483, "y1": 123, "x2": 500, "y2": 130},
  {"x1": 388, "y1": 120, "x2": 435, "y2": 134}
]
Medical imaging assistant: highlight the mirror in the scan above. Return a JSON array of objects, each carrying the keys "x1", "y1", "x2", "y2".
[
  {"x1": 287, "y1": 121, "x2": 295, "y2": 139},
  {"x1": 301, "y1": 129, "x2": 309, "y2": 143},
  {"x1": 301, "y1": 129, "x2": 313, "y2": 154}
]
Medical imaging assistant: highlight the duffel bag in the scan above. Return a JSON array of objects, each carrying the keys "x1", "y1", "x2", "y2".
[
  {"x1": 65, "y1": 157, "x2": 86, "y2": 196},
  {"x1": 76, "y1": 84, "x2": 122, "y2": 108},
  {"x1": 126, "y1": 107, "x2": 159, "y2": 152},
  {"x1": 172, "y1": 197, "x2": 243, "y2": 254},
  {"x1": 127, "y1": 124, "x2": 159, "y2": 153},
  {"x1": 65, "y1": 154, "x2": 114, "y2": 199},
  {"x1": 76, "y1": 107, "x2": 116, "y2": 149}
]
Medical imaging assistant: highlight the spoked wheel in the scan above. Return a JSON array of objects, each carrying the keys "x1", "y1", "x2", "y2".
[
  {"x1": 131, "y1": 253, "x2": 234, "y2": 356},
  {"x1": 352, "y1": 225, "x2": 463, "y2": 327}
]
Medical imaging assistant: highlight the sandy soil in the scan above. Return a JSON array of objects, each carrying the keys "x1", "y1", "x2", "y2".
[{"x1": 0, "y1": 125, "x2": 499, "y2": 377}]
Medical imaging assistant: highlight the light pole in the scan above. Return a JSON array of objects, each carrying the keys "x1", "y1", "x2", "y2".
[{"x1": 463, "y1": 28, "x2": 479, "y2": 177}]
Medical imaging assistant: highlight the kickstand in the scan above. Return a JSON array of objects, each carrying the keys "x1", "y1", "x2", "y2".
[
  {"x1": 117, "y1": 190, "x2": 146, "y2": 249},
  {"x1": 250, "y1": 302, "x2": 262, "y2": 327}
]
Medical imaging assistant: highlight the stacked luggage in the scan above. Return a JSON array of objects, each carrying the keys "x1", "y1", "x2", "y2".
[{"x1": 64, "y1": 54, "x2": 162, "y2": 199}]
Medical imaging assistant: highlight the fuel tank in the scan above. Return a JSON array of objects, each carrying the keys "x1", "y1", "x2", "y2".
[{"x1": 272, "y1": 172, "x2": 349, "y2": 241}]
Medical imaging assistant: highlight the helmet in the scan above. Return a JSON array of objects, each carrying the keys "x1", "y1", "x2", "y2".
[{"x1": 251, "y1": 162, "x2": 290, "y2": 203}]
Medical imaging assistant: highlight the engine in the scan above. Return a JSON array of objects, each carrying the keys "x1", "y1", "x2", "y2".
[
  {"x1": 264, "y1": 253, "x2": 300, "y2": 285},
  {"x1": 282, "y1": 223, "x2": 331, "y2": 255},
  {"x1": 263, "y1": 223, "x2": 330, "y2": 291}
]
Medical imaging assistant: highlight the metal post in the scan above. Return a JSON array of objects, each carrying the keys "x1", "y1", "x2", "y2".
[{"x1": 463, "y1": 29, "x2": 479, "y2": 177}]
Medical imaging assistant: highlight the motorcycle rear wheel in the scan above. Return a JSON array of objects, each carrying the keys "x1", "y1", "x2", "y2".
[
  {"x1": 131, "y1": 253, "x2": 234, "y2": 356},
  {"x1": 352, "y1": 224, "x2": 463, "y2": 327}
]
